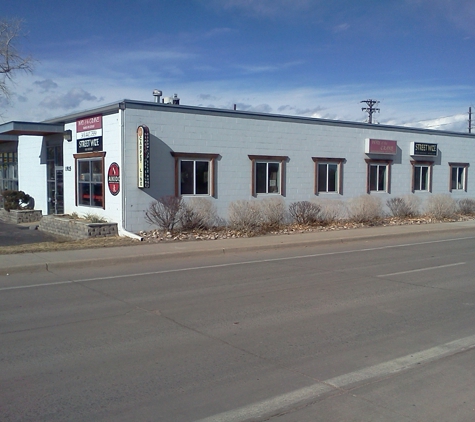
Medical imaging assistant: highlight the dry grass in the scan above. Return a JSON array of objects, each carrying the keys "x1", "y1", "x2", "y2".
[{"x1": 0, "y1": 236, "x2": 140, "y2": 255}]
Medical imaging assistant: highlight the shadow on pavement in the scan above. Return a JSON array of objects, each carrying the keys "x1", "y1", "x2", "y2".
[{"x1": 0, "y1": 220, "x2": 59, "y2": 247}]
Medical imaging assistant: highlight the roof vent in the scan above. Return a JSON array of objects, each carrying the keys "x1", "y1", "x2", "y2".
[
  {"x1": 172, "y1": 94, "x2": 180, "y2": 105},
  {"x1": 152, "y1": 89, "x2": 162, "y2": 103}
]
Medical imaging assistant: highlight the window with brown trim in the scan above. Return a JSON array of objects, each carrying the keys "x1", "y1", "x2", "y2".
[
  {"x1": 170, "y1": 152, "x2": 219, "y2": 197},
  {"x1": 312, "y1": 157, "x2": 344, "y2": 195},
  {"x1": 449, "y1": 162, "x2": 469, "y2": 192},
  {"x1": 248, "y1": 155, "x2": 287, "y2": 196},
  {"x1": 365, "y1": 159, "x2": 392, "y2": 193},
  {"x1": 410, "y1": 160, "x2": 433, "y2": 192},
  {"x1": 74, "y1": 152, "x2": 106, "y2": 209}
]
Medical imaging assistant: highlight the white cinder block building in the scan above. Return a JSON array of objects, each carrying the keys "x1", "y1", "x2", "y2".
[{"x1": 0, "y1": 98, "x2": 473, "y2": 234}]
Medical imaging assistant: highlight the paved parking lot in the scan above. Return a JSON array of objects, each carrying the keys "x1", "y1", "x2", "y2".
[{"x1": 0, "y1": 220, "x2": 58, "y2": 247}]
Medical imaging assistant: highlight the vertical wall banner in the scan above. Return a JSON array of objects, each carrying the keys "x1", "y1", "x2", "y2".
[
  {"x1": 108, "y1": 162, "x2": 120, "y2": 196},
  {"x1": 137, "y1": 125, "x2": 150, "y2": 188}
]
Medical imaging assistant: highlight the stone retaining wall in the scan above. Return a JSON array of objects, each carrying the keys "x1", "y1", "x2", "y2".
[
  {"x1": 0, "y1": 209, "x2": 43, "y2": 224},
  {"x1": 38, "y1": 215, "x2": 118, "y2": 239}
]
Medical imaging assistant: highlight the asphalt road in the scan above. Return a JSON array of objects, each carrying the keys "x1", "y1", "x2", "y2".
[{"x1": 2, "y1": 229, "x2": 475, "y2": 421}]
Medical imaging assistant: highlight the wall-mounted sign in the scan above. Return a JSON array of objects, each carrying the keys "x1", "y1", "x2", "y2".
[
  {"x1": 410, "y1": 142, "x2": 438, "y2": 156},
  {"x1": 108, "y1": 162, "x2": 120, "y2": 196},
  {"x1": 77, "y1": 136, "x2": 103, "y2": 153},
  {"x1": 77, "y1": 115, "x2": 102, "y2": 132},
  {"x1": 365, "y1": 139, "x2": 397, "y2": 155},
  {"x1": 76, "y1": 114, "x2": 103, "y2": 153},
  {"x1": 137, "y1": 125, "x2": 150, "y2": 188}
]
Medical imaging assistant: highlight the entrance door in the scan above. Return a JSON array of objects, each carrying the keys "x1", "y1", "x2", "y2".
[{"x1": 47, "y1": 145, "x2": 64, "y2": 215}]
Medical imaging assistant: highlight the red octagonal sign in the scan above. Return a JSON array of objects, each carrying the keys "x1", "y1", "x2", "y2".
[{"x1": 108, "y1": 162, "x2": 120, "y2": 196}]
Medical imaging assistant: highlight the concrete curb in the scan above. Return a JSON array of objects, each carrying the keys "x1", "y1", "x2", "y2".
[{"x1": 3, "y1": 220, "x2": 475, "y2": 275}]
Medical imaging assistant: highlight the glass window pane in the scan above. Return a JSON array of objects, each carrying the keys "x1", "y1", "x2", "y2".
[
  {"x1": 47, "y1": 147, "x2": 55, "y2": 161},
  {"x1": 268, "y1": 162, "x2": 279, "y2": 193},
  {"x1": 256, "y1": 162, "x2": 267, "y2": 193},
  {"x1": 93, "y1": 183, "x2": 103, "y2": 206},
  {"x1": 370, "y1": 165, "x2": 378, "y2": 191},
  {"x1": 328, "y1": 164, "x2": 337, "y2": 192},
  {"x1": 457, "y1": 168, "x2": 464, "y2": 189},
  {"x1": 180, "y1": 161, "x2": 194, "y2": 194},
  {"x1": 421, "y1": 167, "x2": 428, "y2": 190},
  {"x1": 415, "y1": 166, "x2": 421, "y2": 190},
  {"x1": 79, "y1": 161, "x2": 90, "y2": 181},
  {"x1": 317, "y1": 164, "x2": 327, "y2": 192},
  {"x1": 78, "y1": 182, "x2": 90, "y2": 206},
  {"x1": 195, "y1": 161, "x2": 209, "y2": 194},
  {"x1": 378, "y1": 165, "x2": 386, "y2": 191}
]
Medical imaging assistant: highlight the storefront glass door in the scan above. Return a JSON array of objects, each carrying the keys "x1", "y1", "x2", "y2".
[{"x1": 47, "y1": 145, "x2": 64, "y2": 214}]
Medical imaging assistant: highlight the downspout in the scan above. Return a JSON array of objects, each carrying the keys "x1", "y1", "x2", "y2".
[{"x1": 118, "y1": 102, "x2": 143, "y2": 241}]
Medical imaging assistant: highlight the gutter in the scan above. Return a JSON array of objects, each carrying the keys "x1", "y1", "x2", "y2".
[{"x1": 117, "y1": 105, "x2": 142, "y2": 241}]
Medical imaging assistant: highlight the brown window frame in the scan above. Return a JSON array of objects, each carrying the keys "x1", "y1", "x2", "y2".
[
  {"x1": 365, "y1": 159, "x2": 392, "y2": 194},
  {"x1": 312, "y1": 157, "x2": 344, "y2": 195},
  {"x1": 74, "y1": 151, "x2": 106, "y2": 209},
  {"x1": 248, "y1": 155, "x2": 288, "y2": 197},
  {"x1": 410, "y1": 160, "x2": 433, "y2": 193},
  {"x1": 449, "y1": 162, "x2": 469, "y2": 192},
  {"x1": 170, "y1": 152, "x2": 219, "y2": 197}
]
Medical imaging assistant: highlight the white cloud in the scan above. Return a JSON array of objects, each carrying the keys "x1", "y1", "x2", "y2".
[
  {"x1": 409, "y1": 0, "x2": 475, "y2": 34},
  {"x1": 39, "y1": 88, "x2": 102, "y2": 110},
  {"x1": 33, "y1": 79, "x2": 58, "y2": 92},
  {"x1": 206, "y1": 0, "x2": 317, "y2": 19},
  {"x1": 333, "y1": 23, "x2": 350, "y2": 33}
]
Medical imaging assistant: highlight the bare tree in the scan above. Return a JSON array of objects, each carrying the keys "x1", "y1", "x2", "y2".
[{"x1": 0, "y1": 19, "x2": 34, "y2": 99}]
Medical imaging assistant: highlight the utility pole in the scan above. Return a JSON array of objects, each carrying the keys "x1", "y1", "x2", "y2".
[
  {"x1": 361, "y1": 99, "x2": 380, "y2": 124},
  {"x1": 469, "y1": 107, "x2": 472, "y2": 134}
]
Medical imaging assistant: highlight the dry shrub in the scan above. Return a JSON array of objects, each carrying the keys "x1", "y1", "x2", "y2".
[
  {"x1": 314, "y1": 199, "x2": 347, "y2": 224},
  {"x1": 228, "y1": 200, "x2": 263, "y2": 233},
  {"x1": 180, "y1": 197, "x2": 219, "y2": 230},
  {"x1": 348, "y1": 195, "x2": 384, "y2": 223},
  {"x1": 145, "y1": 195, "x2": 184, "y2": 232},
  {"x1": 259, "y1": 197, "x2": 287, "y2": 229},
  {"x1": 289, "y1": 201, "x2": 322, "y2": 225},
  {"x1": 387, "y1": 195, "x2": 420, "y2": 218},
  {"x1": 425, "y1": 194, "x2": 456, "y2": 219},
  {"x1": 457, "y1": 198, "x2": 475, "y2": 215}
]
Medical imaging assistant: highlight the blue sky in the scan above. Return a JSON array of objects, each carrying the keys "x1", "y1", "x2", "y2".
[{"x1": 2, "y1": 0, "x2": 475, "y2": 132}]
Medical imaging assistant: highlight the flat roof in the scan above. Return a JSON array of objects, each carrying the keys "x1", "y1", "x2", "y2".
[
  {"x1": 19, "y1": 98, "x2": 475, "y2": 140},
  {"x1": 0, "y1": 121, "x2": 65, "y2": 136}
]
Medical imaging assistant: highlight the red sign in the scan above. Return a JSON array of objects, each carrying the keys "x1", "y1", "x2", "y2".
[
  {"x1": 77, "y1": 114, "x2": 102, "y2": 132},
  {"x1": 108, "y1": 162, "x2": 120, "y2": 196},
  {"x1": 365, "y1": 138, "x2": 397, "y2": 155}
]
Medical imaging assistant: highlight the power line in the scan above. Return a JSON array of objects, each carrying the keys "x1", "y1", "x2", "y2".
[{"x1": 360, "y1": 99, "x2": 380, "y2": 124}]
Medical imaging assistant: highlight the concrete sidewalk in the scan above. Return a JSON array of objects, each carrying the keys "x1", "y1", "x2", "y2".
[{"x1": 2, "y1": 219, "x2": 475, "y2": 275}]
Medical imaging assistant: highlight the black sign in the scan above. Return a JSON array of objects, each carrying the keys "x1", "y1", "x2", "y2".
[
  {"x1": 77, "y1": 136, "x2": 103, "y2": 153},
  {"x1": 412, "y1": 142, "x2": 438, "y2": 156}
]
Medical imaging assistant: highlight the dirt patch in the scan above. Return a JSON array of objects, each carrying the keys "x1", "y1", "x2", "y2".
[{"x1": 0, "y1": 235, "x2": 140, "y2": 255}]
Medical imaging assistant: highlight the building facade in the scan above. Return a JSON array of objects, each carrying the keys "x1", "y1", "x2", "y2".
[{"x1": 1, "y1": 99, "x2": 474, "y2": 234}]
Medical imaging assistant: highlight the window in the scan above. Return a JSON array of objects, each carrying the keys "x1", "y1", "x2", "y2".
[
  {"x1": 0, "y1": 151, "x2": 18, "y2": 191},
  {"x1": 449, "y1": 163, "x2": 469, "y2": 192},
  {"x1": 313, "y1": 157, "x2": 344, "y2": 194},
  {"x1": 248, "y1": 155, "x2": 288, "y2": 196},
  {"x1": 171, "y1": 152, "x2": 219, "y2": 196},
  {"x1": 366, "y1": 159, "x2": 391, "y2": 193},
  {"x1": 74, "y1": 152, "x2": 105, "y2": 208},
  {"x1": 411, "y1": 161, "x2": 433, "y2": 192}
]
